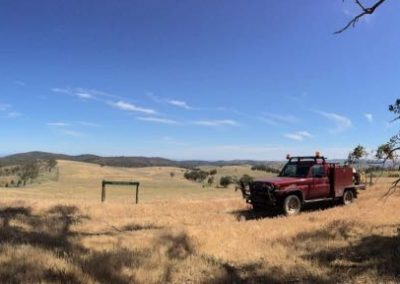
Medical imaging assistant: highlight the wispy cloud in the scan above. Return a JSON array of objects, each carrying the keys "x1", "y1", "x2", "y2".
[
  {"x1": 148, "y1": 93, "x2": 193, "y2": 110},
  {"x1": 364, "y1": 113, "x2": 373, "y2": 123},
  {"x1": 52, "y1": 87, "x2": 157, "y2": 117},
  {"x1": 51, "y1": 88, "x2": 70, "y2": 94},
  {"x1": 167, "y1": 99, "x2": 192, "y2": 110},
  {"x1": 61, "y1": 130, "x2": 83, "y2": 137},
  {"x1": 51, "y1": 87, "x2": 118, "y2": 101},
  {"x1": 75, "y1": 92, "x2": 94, "y2": 99},
  {"x1": 260, "y1": 113, "x2": 299, "y2": 126},
  {"x1": 14, "y1": 80, "x2": 26, "y2": 86},
  {"x1": 47, "y1": 122, "x2": 70, "y2": 127},
  {"x1": 110, "y1": 101, "x2": 156, "y2": 115},
  {"x1": 0, "y1": 104, "x2": 11, "y2": 111},
  {"x1": 316, "y1": 111, "x2": 352, "y2": 133},
  {"x1": 0, "y1": 104, "x2": 23, "y2": 118},
  {"x1": 137, "y1": 116, "x2": 177, "y2": 124},
  {"x1": 284, "y1": 131, "x2": 312, "y2": 141},
  {"x1": 7, "y1": 112, "x2": 23, "y2": 118},
  {"x1": 48, "y1": 121, "x2": 100, "y2": 128},
  {"x1": 194, "y1": 119, "x2": 239, "y2": 127},
  {"x1": 75, "y1": 121, "x2": 102, "y2": 127}
]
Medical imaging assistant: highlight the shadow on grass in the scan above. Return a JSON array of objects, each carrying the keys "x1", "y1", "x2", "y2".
[
  {"x1": 0, "y1": 204, "x2": 398, "y2": 283},
  {"x1": 0, "y1": 204, "x2": 191, "y2": 283},
  {"x1": 231, "y1": 200, "x2": 340, "y2": 221},
  {"x1": 303, "y1": 228, "x2": 400, "y2": 282},
  {"x1": 0, "y1": 204, "x2": 88, "y2": 282},
  {"x1": 279, "y1": 220, "x2": 400, "y2": 283}
]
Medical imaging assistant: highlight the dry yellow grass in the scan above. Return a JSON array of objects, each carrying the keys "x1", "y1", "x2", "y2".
[{"x1": 0, "y1": 161, "x2": 399, "y2": 283}]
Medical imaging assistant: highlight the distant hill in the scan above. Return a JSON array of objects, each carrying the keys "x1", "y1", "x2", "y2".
[{"x1": 0, "y1": 151, "x2": 286, "y2": 169}]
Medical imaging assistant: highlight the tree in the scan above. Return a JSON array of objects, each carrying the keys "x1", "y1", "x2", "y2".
[
  {"x1": 238, "y1": 174, "x2": 254, "y2": 186},
  {"x1": 377, "y1": 100, "x2": 400, "y2": 194},
  {"x1": 184, "y1": 169, "x2": 209, "y2": 183},
  {"x1": 382, "y1": 100, "x2": 400, "y2": 164},
  {"x1": 376, "y1": 143, "x2": 397, "y2": 169},
  {"x1": 47, "y1": 159, "x2": 57, "y2": 172},
  {"x1": 18, "y1": 161, "x2": 39, "y2": 185},
  {"x1": 219, "y1": 176, "x2": 232, "y2": 188},
  {"x1": 347, "y1": 145, "x2": 367, "y2": 165},
  {"x1": 336, "y1": 0, "x2": 387, "y2": 34},
  {"x1": 207, "y1": 176, "x2": 214, "y2": 187}
]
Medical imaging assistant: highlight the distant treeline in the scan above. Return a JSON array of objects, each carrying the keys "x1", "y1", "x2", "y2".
[
  {"x1": 0, "y1": 151, "x2": 287, "y2": 169},
  {"x1": 0, "y1": 159, "x2": 57, "y2": 187}
]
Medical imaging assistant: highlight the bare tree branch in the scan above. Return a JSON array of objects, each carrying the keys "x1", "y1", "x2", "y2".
[{"x1": 335, "y1": 0, "x2": 386, "y2": 34}]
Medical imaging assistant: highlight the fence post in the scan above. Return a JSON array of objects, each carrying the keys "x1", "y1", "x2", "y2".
[
  {"x1": 101, "y1": 181, "x2": 106, "y2": 202},
  {"x1": 136, "y1": 184, "x2": 139, "y2": 204}
]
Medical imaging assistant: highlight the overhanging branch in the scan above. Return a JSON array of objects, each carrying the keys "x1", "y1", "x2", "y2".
[{"x1": 335, "y1": 0, "x2": 386, "y2": 34}]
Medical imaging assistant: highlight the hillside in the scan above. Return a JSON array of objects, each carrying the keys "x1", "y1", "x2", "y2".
[
  {"x1": 0, "y1": 151, "x2": 286, "y2": 169},
  {"x1": 0, "y1": 160, "x2": 273, "y2": 202}
]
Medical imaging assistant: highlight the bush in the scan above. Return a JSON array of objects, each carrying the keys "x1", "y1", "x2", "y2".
[
  {"x1": 220, "y1": 176, "x2": 233, "y2": 188},
  {"x1": 209, "y1": 169, "x2": 217, "y2": 176},
  {"x1": 238, "y1": 174, "x2": 253, "y2": 186},
  {"x1": 184, "y1": 169, "x2": 209, "y2": 182}
]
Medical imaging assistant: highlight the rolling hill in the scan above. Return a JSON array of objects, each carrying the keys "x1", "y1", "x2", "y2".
[{"x1": 0, "y1": 151, "x2": 285, "y2": 169}]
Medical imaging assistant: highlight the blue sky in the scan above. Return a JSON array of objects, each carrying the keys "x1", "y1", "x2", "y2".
[{"x1": 1, "y1": 0, "x2": 399, "y2": 160}]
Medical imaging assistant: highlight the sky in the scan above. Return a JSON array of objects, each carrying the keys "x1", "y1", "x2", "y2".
[{"x1": 1, "y1": 0, "x2": 400, "y2": 160}]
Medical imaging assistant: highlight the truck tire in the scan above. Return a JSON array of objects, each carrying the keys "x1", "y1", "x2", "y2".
[
  {"x1": 283, "y1": 195, "x2": 301, "y2": 216},
  {"x1": 342, "y1": 190, "x2": 354, "y2": 205}
]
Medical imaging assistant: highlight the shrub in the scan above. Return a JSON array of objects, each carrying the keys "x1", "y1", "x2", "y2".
[
  {"x1": 184, "y1": 169, "x2": 209, "y2": 182},
  {"x1": 207, "y1": 176, "x2": 214, "y2": 186},
  {"x1": 220, "y1": 176, "x2": 233, "y2": 188},
  {"x1": 238, "y1": 174, "x2": 253, "y2": 186}
]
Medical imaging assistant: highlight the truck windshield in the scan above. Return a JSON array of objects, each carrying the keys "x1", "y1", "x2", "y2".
[{"x1": 279, "y1": 163, "x2": 311, "y2": 178}]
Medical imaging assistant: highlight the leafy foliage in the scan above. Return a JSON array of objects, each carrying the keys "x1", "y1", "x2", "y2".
[
  {"x1": 184, "y1": 169, "x2": 209, "y2": 183},
  {"x1": 219, "y1": 176, "x2": 233, "y2": 188},
  {"x1": 347, "y1": 145, "x2": 367, "y2": 164},
  {"x1": 238, "y1": 174, "x2": 253, "y2": 186}
]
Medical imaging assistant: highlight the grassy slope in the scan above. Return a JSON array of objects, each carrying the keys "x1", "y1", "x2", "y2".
[
  {"x1": 0, "y1": 160, "x2": 271, "y2": 202},
  {"x1": 0, "y1": 161, "x2": 399, "y2": 283}
]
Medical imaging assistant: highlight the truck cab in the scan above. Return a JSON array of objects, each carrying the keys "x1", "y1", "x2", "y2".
[{"x1": 243, "y1": 153, "x2": 366, "y2": 216}]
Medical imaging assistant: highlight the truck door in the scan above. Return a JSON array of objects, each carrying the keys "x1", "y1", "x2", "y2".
[{"x1": 309, "y1": 165, "x2": 330, "y2": 199}]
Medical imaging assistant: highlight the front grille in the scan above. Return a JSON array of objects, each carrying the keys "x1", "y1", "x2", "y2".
[
  {"x1": 250, "y1": 182, "x2": 277, "y2": 205},
  {"x1": 251, "y1": 182, "x2": 274, "y2": 195}
]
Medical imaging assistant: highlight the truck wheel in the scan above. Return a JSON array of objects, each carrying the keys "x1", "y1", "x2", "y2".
[
  {"x1": 342, "y1": 190, "x2": 354, "y2": 205},
  {"x1": 283, "y1": 195, "x2": 301, "y2": 216}
]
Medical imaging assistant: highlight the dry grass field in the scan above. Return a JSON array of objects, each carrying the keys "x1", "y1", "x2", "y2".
[{"x1": 0, "y1": 160, "x2": 399, "y2": 283}]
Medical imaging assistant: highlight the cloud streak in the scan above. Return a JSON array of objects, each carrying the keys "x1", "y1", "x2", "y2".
[
  {"x1": 167, "y1": 99, "x2": 191, "y2": 110},
  {"x1": 316, "y1": 111, "x2": 352, "y2": 133},
  {"x1": 194, "y1": 119, "x2": 239, "y2": 127},
  {"x1": 137, "y1": 116, "x2": 177, "y2": 124},
  {"x1": 284, "y1": 131, "x2": 312, "y2": 141},
  {"x1": 110, "y1": 101, "x2": 156, "y2": 114},
  {"x1": 260, "y1": 113, "x2": 299, "y2": 126},
  {"x1": 47, "y1": 122, "x2": 70, "y2": 127}
]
